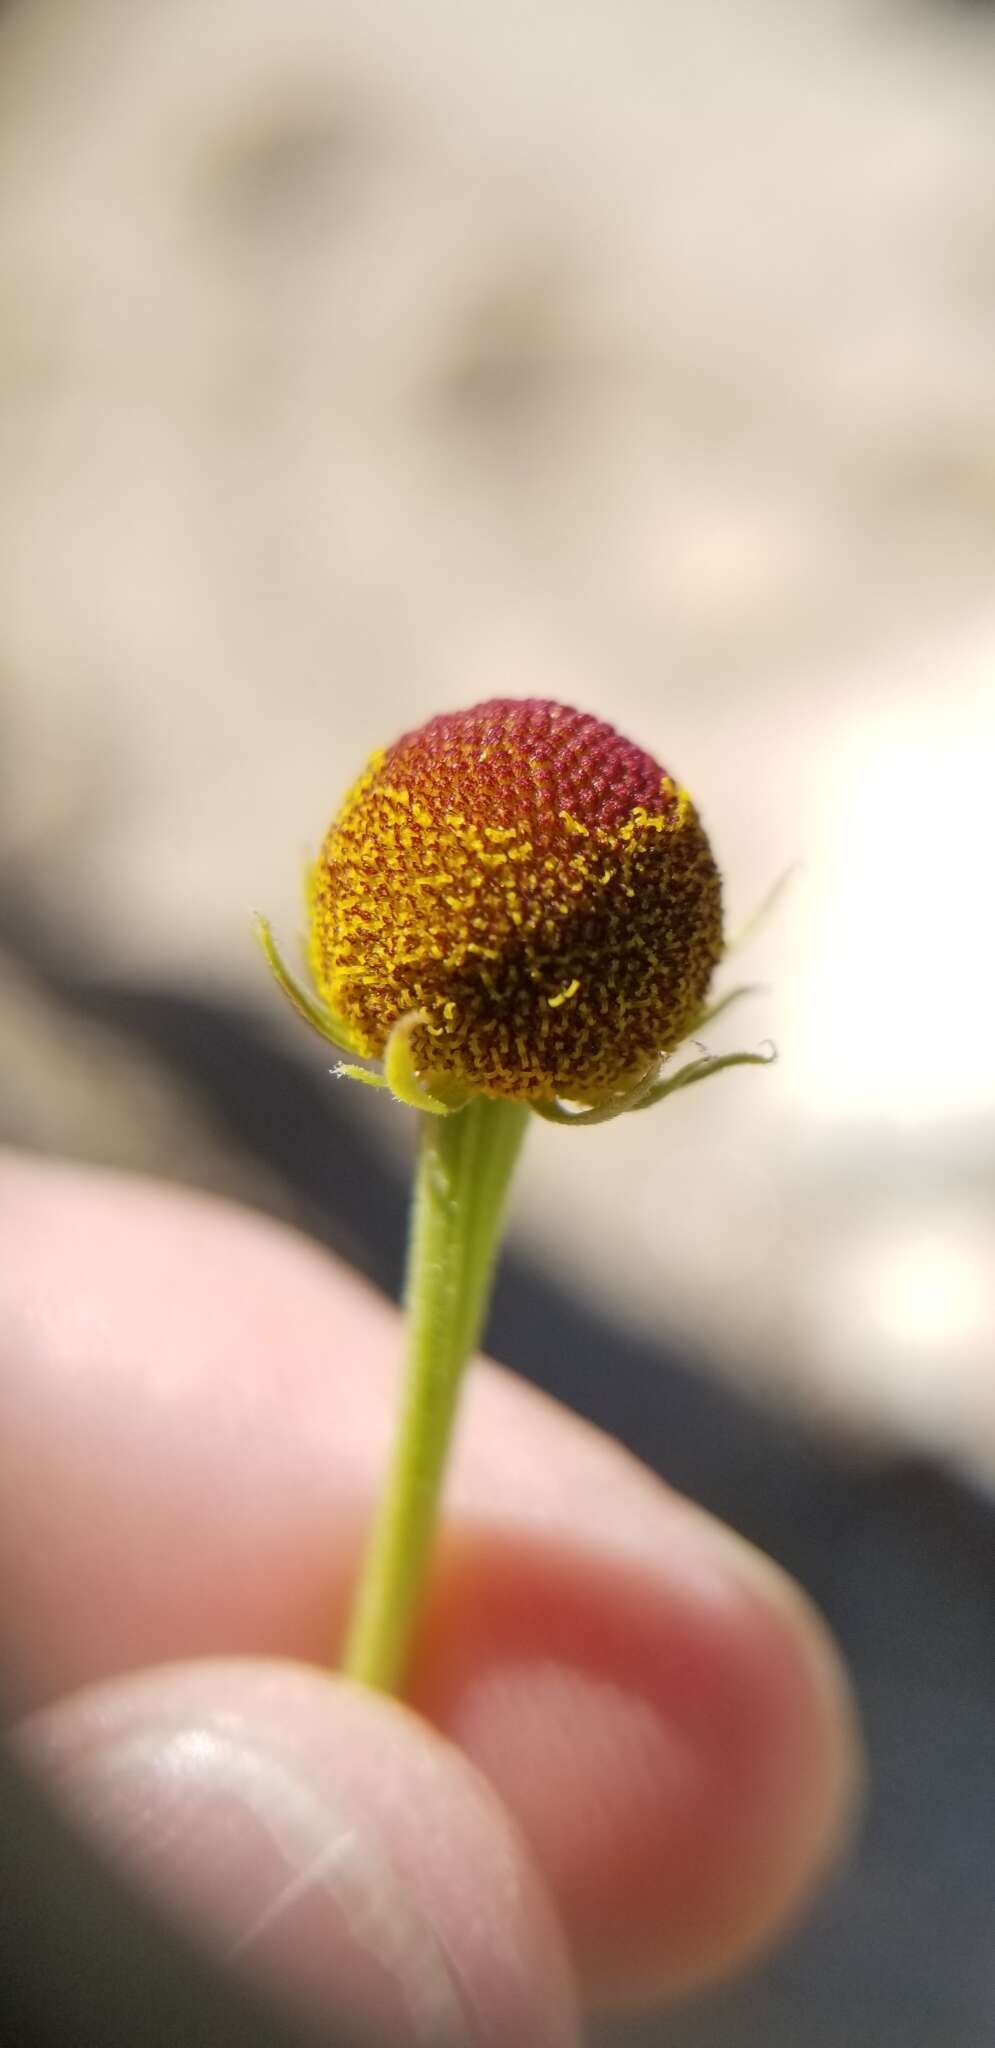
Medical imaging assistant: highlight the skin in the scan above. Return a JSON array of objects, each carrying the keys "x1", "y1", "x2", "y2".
[{"x1": 0, "y1": 1150, "x2": 859, "y2": 2047}]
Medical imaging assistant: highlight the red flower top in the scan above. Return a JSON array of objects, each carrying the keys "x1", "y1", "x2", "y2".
[{"x1": 308, "y1": 698, "x2": 723, "y2": 1102}]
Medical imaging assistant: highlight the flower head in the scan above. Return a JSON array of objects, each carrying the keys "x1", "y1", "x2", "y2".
[{"x1": 306, "y1": 697, "x2": 723, "y2": 1104}]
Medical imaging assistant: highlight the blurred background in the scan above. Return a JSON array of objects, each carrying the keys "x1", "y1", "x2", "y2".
[{"x1": 1, "y1": 0, "x2": 994, "y2": 2042}]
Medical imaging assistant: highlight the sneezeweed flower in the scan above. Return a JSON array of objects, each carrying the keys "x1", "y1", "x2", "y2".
[{"x1": 259, "y1": 698, "x2": 772, "y2": 1691}]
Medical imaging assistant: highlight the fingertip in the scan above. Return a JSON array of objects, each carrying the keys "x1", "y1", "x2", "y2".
[
  {"x1": 17, "y1": 1658, "x2": 580, "y2": 2048},
  {"x1": 409, "y1": 1517, "x2": 860, "y2": 2004},
  {"x1": 0, "y1": 1150, "x2": 859, "y2": 2011}
]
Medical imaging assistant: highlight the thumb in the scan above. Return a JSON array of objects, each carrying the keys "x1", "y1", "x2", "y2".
[{"x1": 16, "y1": 1658, "x2": 578, "y2": 2048}]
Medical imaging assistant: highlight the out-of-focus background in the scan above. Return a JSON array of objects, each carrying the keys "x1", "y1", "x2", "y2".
[{"x1": 2, "y1": 1, "x2": 994, "y2": 2042}]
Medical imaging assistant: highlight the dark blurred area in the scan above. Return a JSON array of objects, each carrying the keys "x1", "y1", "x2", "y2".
[{"x1": 3, "y1": 1, "x2": 995, "y2": 2043}]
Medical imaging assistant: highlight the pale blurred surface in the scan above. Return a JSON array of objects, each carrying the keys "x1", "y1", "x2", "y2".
[{"x1": 2, "y1": 0, "x2": 995, "y2": 1468}]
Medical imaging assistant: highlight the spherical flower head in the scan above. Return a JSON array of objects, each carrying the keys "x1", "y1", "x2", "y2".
[{"x1": 308, "y1": 698, "x2": 723, "y2": 1104}]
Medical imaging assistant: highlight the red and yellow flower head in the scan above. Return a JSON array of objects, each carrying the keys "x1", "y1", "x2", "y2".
[
  {"x1": 306, "y1": 698, "x2": 723, "y2": 1104},
  {"x1": 259, "y1": 697, "x2": 769, "y2": 1123}
]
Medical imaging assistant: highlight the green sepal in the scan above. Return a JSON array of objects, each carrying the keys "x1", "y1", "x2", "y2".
[
  {"x1": 722, "y1": 864, "x2": 799, "y2": 957},
  {"x1": 693, "y1": 982, "x2": 766, "y2": 1030},
  {"x1": 628, "y1": 1041, "x2": 775, "y2": 1112},
  {"x1": 337, "y1": 1014, "x2": 474, "y2": 1117},
  {"x1": 254, "y1": 915, "x2": 362, "y2": 1056},
  {"x1": 530, "y1": 1063, "x2": 662, "y2": 1128},
  {"x1": 531, "y1": 1027, "x2": 775, "y2": 1129},
  {"x1": 383, "y1": 1014, "x2": 469, "y2": 1117},
  {"x1": 334, "y1": 1062, "x2": 389, "y2": 1091}
]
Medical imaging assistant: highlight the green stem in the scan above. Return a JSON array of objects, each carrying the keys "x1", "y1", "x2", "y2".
[{"x1": 341, "y1": 1094, "x2": 529, "y2": 1693}]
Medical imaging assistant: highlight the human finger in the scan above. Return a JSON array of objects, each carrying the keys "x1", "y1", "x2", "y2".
[
  {"x1": 0, "y1": 1150, "x2": 858, "y2": 2002},
  {"x1": 16, "y1": 1656, "x2": 578, "y2": 2048}
]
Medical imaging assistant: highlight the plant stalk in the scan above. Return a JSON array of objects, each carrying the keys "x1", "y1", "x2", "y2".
[{"x1": 341, "y1": 1094, "x2": 529, "y2": 1693}]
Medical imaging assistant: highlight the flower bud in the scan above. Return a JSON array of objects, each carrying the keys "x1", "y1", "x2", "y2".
[{"x1": 308, "y1": 698, "x2": 723, "y2": 1103}]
